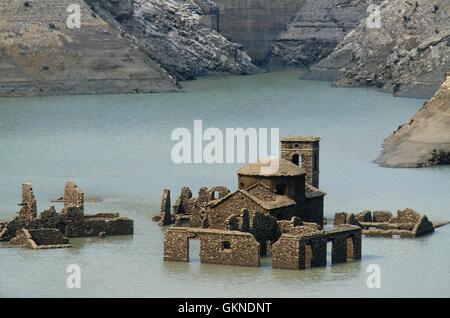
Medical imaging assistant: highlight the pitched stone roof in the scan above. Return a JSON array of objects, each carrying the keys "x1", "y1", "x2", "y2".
[
  {"x1": 237, "y1": 158, "x2": 306, "y2": 177},
  {"x1": 305, "y1": 183, "x2": 327, "y2": 198},
  {"x1": 208, "y1": 189, "x2": 296, "y2": 211}
]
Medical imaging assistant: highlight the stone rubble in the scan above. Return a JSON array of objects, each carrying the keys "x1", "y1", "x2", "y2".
[
  {"x1": 0, "y1": 181, "x2": 134, "y2": 249},
  {"x1": 334, "y1": 208, "x2": 437, "y2": 238}
]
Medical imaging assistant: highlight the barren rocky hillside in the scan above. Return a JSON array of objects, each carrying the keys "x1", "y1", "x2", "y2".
[
  {"x1": 88, "y1": 0, "x2": 259, "y2": 81},
  {"x1": 272, "y1": 0, "x2": 382, "y2": 66},
  {"x1": 306, "y1": 0, "x2": 450, "y2": 98},
  {"x1": 375, "y1": 74, "x2": 450, "y2": 167},
  {"x1": 0, "y1": 0, "x2": 177, "y2": 96}
]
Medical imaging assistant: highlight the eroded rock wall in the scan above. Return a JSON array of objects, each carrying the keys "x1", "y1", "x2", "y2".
[
  {"x1": 88, "y1": 0, "x2": 259, "y2": 80},
  {"x1": 272, "y1": 0, "x2": 382, "y2": 66},
  {"x1": 0, "y1": 0, "x2": 177, "y2": 96},
  {"x1": 307, "y1": 0, "x2": 450, "y2": 98}
]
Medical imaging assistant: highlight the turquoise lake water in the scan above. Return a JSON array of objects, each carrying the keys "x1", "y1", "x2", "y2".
[{"x1": 0, "y1": 69, "x2": 449, "y2": 297}]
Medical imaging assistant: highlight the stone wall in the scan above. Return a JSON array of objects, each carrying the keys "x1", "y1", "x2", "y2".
[
  {"x1": 159, "y1": 189, "x2": 172, "y2": 226},
  {"x1": 272, "y1": 226, "x2": 361, "y2": 270},
  {"x1": 208, "y1": 191, "x2": 264, "y2": 229},
  {"x1": 9, "y1": 228, "x2": 72, "y2": 249},
  {"x1": 280, "y1": 137, "x2": 320, "y2": 188},
  {"x1": 335, "y1": 208, "x2": 436, "y2": 238},
  {"x1": 65, "y1": 217, "x2": 134, "y2": 237},
  {"x1": 18, "y1": 183, "x2": 37, "y2": 220},
  {"x1": 62, "y1": 181, "x2": 84, "y2": 215},
  {"x1": 164, "y1": 227, "x2": 260, "y2": 267}
]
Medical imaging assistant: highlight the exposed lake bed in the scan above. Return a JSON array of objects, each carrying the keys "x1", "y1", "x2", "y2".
[{"x1": 0, "y1": 69, "x2": 449, "y2": 297}]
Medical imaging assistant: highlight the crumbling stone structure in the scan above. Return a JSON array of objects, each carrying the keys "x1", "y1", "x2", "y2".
[
  {"x1": 62, "y1": 181, "x2": 84, "y2": 215},
  {"x1": 272, "y1": 226, "x2": 361, "y2": 270},
  {"x1": 334, "y1": 208, "x2": 436, "y2": 238},
  {"x1": 158, "y1": 137, "x2": 326, "y2": 233},
  {"x1": 159, "y1": 189, "x2": 172, "y2": 226},
  {"x1": 10, "y1": 228, "x2": 72, "y2": 249},
  {"x1": 0, "y1": 182, "x2": 134, "y2": 249},
  {"x1": 163, "y1": 223, "x2": 361, "y2": 270},
  {"x1": 160, "y1": 135, "x2": 364, "y2": 270},
  {"x1": 280, "y1": 136, "x2": 320, "y2": 188},
  {"x1": 18, "y1": 183, "x2": 37, "y2": 221},
  {"x1": 164, "y1": 227, "x2": 260, "y2": 267}
]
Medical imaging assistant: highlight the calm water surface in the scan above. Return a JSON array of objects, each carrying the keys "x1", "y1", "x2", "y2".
[{"x1": 0, "y1": 69, "x2": 449, "y2": 297}]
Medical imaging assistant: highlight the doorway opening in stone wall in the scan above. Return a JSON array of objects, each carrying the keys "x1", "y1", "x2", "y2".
[{"x1": 189, "y1": 238, "x2": 201, "y2": 263}]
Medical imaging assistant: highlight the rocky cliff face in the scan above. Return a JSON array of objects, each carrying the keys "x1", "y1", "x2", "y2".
[
  {"x1": 0, "y1": 0, "x2": 177, "y2": 96},
  {"x1": 272, "y1": 0, "x2": 382, "y2": 66},
  {"x1": 88, "y1": 0, "x2": 259, "y2": 81},
  {"x1": 306, "y1": 0, "x2": 450, "y2": 98},
  {"x1": 375, "y1": 74, "x2": 450, "y2": 168}
]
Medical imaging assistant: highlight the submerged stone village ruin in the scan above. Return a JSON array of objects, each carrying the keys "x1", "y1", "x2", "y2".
[
  {"x1": 159, "y1": 136, "x2": 363, "y2": 269},
  {"x1": 0, "y1": 182, "x2": 133, "y2": 249},
  {"x1": 159, "y1": 136, "x2": 448, "y2": 269}
]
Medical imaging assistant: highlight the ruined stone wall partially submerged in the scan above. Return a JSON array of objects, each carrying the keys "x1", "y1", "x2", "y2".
[
  {"x1": 164, "y1": 227, "x2": 260, "y2": 267},
  {"x1": 334, "y1": 208, "x2": 437, "y2": 238},
  {"x1": 163, "y1": 225, "x2": 361, "y2": 270},
  {"x1": 272, "y1": 226, "x2": 361, "y2": 270},
  {"x1": 0, "y1": 181, "x2": 134, "y2": 249},
  {"x1": 10, "y1": 228, "x2": 72, "y2": 249}
]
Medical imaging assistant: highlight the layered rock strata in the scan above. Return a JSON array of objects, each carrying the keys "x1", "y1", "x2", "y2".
[
  {"x1": 0, "y1": 0, "x2": 178, "y2": 96},
  {"x1": 306, "y1": 0, "x2": 450, "y2": 98}
]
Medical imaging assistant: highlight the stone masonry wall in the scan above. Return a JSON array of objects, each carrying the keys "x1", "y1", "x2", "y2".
[
  {"x1": 62, "y1": 181, "x2": 84, "y2": 215},
  {"x1": 19, "y1": 183, "x2": 37, "y2": 220},
  {"x1": 164, "y1": 227, "x2": 260, "y2": 267}
]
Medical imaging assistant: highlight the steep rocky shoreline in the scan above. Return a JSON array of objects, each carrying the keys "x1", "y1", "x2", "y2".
[
  {"x1": 1, "y1": 0, "x2": 448, "y2": 100},
  {"x1": 272, "y1": 0, "x2": 382, "y2": 66},
  {"x1": 305, "y1": 0, "x2": 450, "y2": 99},
  {"x1": 375, "y1": 74, "x2": 450, "y2": 168},
  {"x1": 87, "y1": 0, "x2": 259, "y2": 81}
]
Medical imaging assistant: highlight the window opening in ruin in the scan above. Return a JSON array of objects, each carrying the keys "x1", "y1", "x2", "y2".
[
  {"x1": 276, "y1": 184, "x2": 286, "y2": 195},
  {"x1": 222, "y1": 241, "x2": 231, "y2": 250},
  {"x1": 239, "y1": 182, "x2": 245, "y2": 189},
  {"x1": 212, "y1": 191, "x2": 220, "y2": 200},
  {"x1": 292, "y1": 154, "x2": 300, "y2": 166}
]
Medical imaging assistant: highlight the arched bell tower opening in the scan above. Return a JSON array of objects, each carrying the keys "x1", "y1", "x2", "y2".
[
  {"x1": 280, "y1": 136, "x2": 320, "y2": 188},
  {"x1": 291, "y1": 154, "x2": 300, "y2": 166}
]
